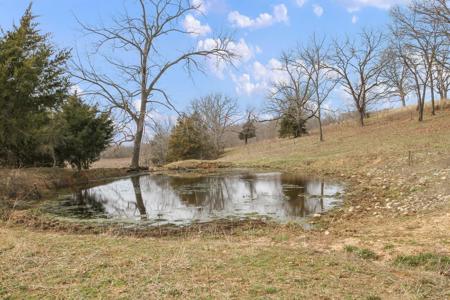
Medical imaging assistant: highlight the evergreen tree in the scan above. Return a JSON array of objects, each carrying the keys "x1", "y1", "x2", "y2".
[
  {"x1": 167, "y1": 113, "x2": 214, "y2": 162},
  {"x1": 238, "y1": 121, "x2": 256, "y2": 145},
  {"x1": 0, "y1": 5, "x2": 70, "y2": 166},
  {"x1": 278, "y1": 114, "x2": 308, "y2": 138},
  {"x1": 55, "y1": 95, "x2": 114, "y2": 170}
]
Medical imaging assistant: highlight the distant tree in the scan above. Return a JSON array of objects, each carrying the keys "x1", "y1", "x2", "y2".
[
  {"x1": 381, "y1": 45, "x2": 412, "y2": 107},
  {"x1": 391, "y1": 3, "x2": 442, "y2": 120},
  {"x1": 191, "y1": 93, "x2": 239, "y2": 157},
  {"x1": 434, "y1": 48, "x2": 450, "y2": 107},
  {"x1": 267, "y1": 51, "x2": 315, "y2": 136},
  {"x1": 56, "y1": 95, "x2": 114, "y2": 170},
  {"x1": 0, "y1": 5, "x2": 70, "y2": 167},
  {"x1": 330, "y1": 29, "x2": 387, "y2": 126},
  {"x1": 299, "y1": 34, "x2": 337, "y2": 141},
  {"x1": 167, "y1": 113, "x2": 214, "y2": 162},
  {"x1": 145, "y1": 121, "x2": 172, "y2": 166},
  {"x1": 238, "y1": 110, "x2": 256, "y2": 145},
  {"x1": 278, "y1": 114, "x2": 307, "y2": 138}
]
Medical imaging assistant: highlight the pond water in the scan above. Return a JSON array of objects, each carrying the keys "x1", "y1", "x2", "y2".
[{"x1": 45, "y1": 171, "x2": 344, "y2": 226}]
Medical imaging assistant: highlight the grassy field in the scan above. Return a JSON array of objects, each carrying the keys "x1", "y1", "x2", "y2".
[{"x1": 1, "y1": 107, "x2": 450, "y2": 299}]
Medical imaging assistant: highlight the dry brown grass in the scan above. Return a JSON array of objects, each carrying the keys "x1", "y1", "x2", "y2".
[
  {"x1": 1, "y1": 107, "x2": 450, "y2": 299},
  {"x1": 220, "y1": 107, "x2": 450, "y2": 175},
  {"x1": 91, "y1": 157, "x2": 131, "y2": 169}
]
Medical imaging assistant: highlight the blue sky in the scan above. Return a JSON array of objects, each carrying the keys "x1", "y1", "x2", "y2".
[{"x1": 0, "y1": 0, "x2": 409, "y2": 116}]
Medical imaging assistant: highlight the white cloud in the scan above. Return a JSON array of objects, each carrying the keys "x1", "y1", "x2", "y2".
[
  {"x1": 351, "y1": 15, "x2": 358, "y2": 24},
  {"x1": 232, "y1": 58, "x2": 290, "y2": 96},
  {"x1": 183, "y1": 14, "x2": 211, "y2": 37},
  {"x1": 313, "y1": 4, "x2": 324, "y2": 17},
  {"x1": 231, "y1": 73, "x2": 263, "y2": 96},
  {"x1": 273, "y1": 4, "x2": 289, "y2": 23},
  {"x1": 337, "y1": 0, "x2": 410, "y2": 12},
  {"x1": 228, "y1": 4, "x2": 289, "y2": 29},
  {"x1": 296, "y1": 0, "x2": 307, "y2": 7},
  {"x1": 197, "y1": 38, "x2": 255, "y2": 78},
  {"x1": 192, "y1": 0, "x2": 207, "y2": 14}
]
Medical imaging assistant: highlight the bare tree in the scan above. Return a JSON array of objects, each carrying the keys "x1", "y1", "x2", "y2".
[
  {"x1": 142, "y1": 119, "x2": 172, "y2": 166},
  {"x1": 381, "y1": 45, "x2": 412, "y2": 107},
  {"x1": 267, "y1": 51, "x2": 315, "y2": 137},
  {"x1": 391, "y1": 3, "x2": 442, "y2": 120},
  {"x1": 71, "y1": 0, "x2": 235, "y2": 170},
  {"x1": 330, "y1": 29, "x2": 387, "y2": 126},
  {"x1": 435, "y1": 47, "x2": 450, "y2": 107},
  {"x1": 414, "y1": 0, "x2": 450, "y2": 109},
  {"x1": 191, "y1": 93, "x2": 239, "y2": 156},
  {"x1": 414, "y1": 0, "x2": 450, "y2": 39},
  {"x1": 299, "y1": 34, "x2": 338, "y2": 141}
]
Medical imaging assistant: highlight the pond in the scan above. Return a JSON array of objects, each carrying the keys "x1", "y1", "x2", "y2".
[{"x1": 44, "y1": 171, "x2": 344, "y2": 226}]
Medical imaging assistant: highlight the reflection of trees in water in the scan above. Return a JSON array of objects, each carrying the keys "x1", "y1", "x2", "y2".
[
  {"x1": 69, "y1": 189, "x2": 107, "y2": 218},
  {"x1": 131, "y1": 176, "x2": 147, "y2": 220},
  {"x1": 240, "y1": 173, "x2": 257, "y2": 200},
  {"x1": 168, "y1": 176, "x2": 230, "y2": 212},
  {"x1": 74, "y1": 177, "x2": 151, "y2": 220},
  {"x1": 66, "y1": 173, "x2": 336, "y2": 221},
  {"x1": 279, "y1": 175, "x2": 326, "y2": 217}
]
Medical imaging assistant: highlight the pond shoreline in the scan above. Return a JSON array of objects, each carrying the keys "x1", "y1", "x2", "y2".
[{"x1": 2, "y1": 166, "x2": 347, "y2": 237}]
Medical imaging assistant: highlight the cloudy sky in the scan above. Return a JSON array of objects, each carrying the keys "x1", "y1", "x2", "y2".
[{"x1": 0, "y1": 0, "x2": 410, "y2": 115}]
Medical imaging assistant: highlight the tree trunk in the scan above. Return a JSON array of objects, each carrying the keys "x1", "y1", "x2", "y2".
[
  {"x1": 359, "y1": 110, "x2": 365, "y2": 127},
  {"x1": 318, "y1": 112, "x2": 323, "y2": 142},
  {"x1": 440, "y1": 89, "x2": 448, "y2": 109},
  {"x1": 131, "y1": 116, "x2": 145, "y2": 170},
  {"x1": 244, "y1": 136, "x2": 248, "y2": 145},
  {"x1": 418, "y1": 88, "x2": 426, "y2": 122},
  {"x1": 419, "y1": 100, "x2": 424, "y2": 121},
  {"x1": 400, "y1": 94, "x2": 406, "y2": 107},
  {"x1": 430, "y1": 75, "x2": 436, "y2": 115}
]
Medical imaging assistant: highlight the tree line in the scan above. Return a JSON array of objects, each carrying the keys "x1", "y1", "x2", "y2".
[{"x1": 267, "y1": 0, "x2": 449, "y2": 132}]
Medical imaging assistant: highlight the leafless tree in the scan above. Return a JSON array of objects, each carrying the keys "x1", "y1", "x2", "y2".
[
  {"x1": 190, "y1": 93, "x2": 239, "y2": 156},
  {"x1": 391, "y1": 3, "x2": 442, "y2": 120},
  {"x1": 434, "y1": 47, "x2": 450, "y2": 107},
  {"x1": 381, "y1": 45, "x2": 412, "y2": 107},
  {"x1": 266, "y1": 51, "x2": 316, "y2": 136},
  {"x1": 142, "y1": 119, "x2": 172, "y2": 166},
  {"x1": 71, "y1": 0, "x2": 236, "y2": 170},
  {"x1": 414, "y1": 0, "x2": 450, "y2": 39},
  {"x1": 299, "y1": 34, "x2": 338, "y2": 141},
  {"x1": 329, "y1": 29, "x2": 387, "y2": 126},
  {"x1": 414, "y1": 0, "x2": 450, "y2": 109}
]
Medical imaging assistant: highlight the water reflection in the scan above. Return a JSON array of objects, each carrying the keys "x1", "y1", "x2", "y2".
[{"x1": 51, "y1": 172, "x2": 343, "y2": 225}]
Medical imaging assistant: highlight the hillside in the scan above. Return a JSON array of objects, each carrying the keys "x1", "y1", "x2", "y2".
[
  {"x1": 221, "y1": 107, "x2": 450, "y2": 175},
  {"x1": 1, "y1": 107, "x2": 450, "y2": 299}
]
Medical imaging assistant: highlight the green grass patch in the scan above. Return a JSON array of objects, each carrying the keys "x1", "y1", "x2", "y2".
[
  {"x1": 265, "y1": 286, "x2": 279, "y2": 294},
  {"x1": 344, "y1": 245, "x2": 378, "y2": 260},
  {"x1": 383, "y1": 244, "x2": 395, "y2": 250},
  {"x1": 394, "y1": 253, "x2": 450, "y2": 270}
]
